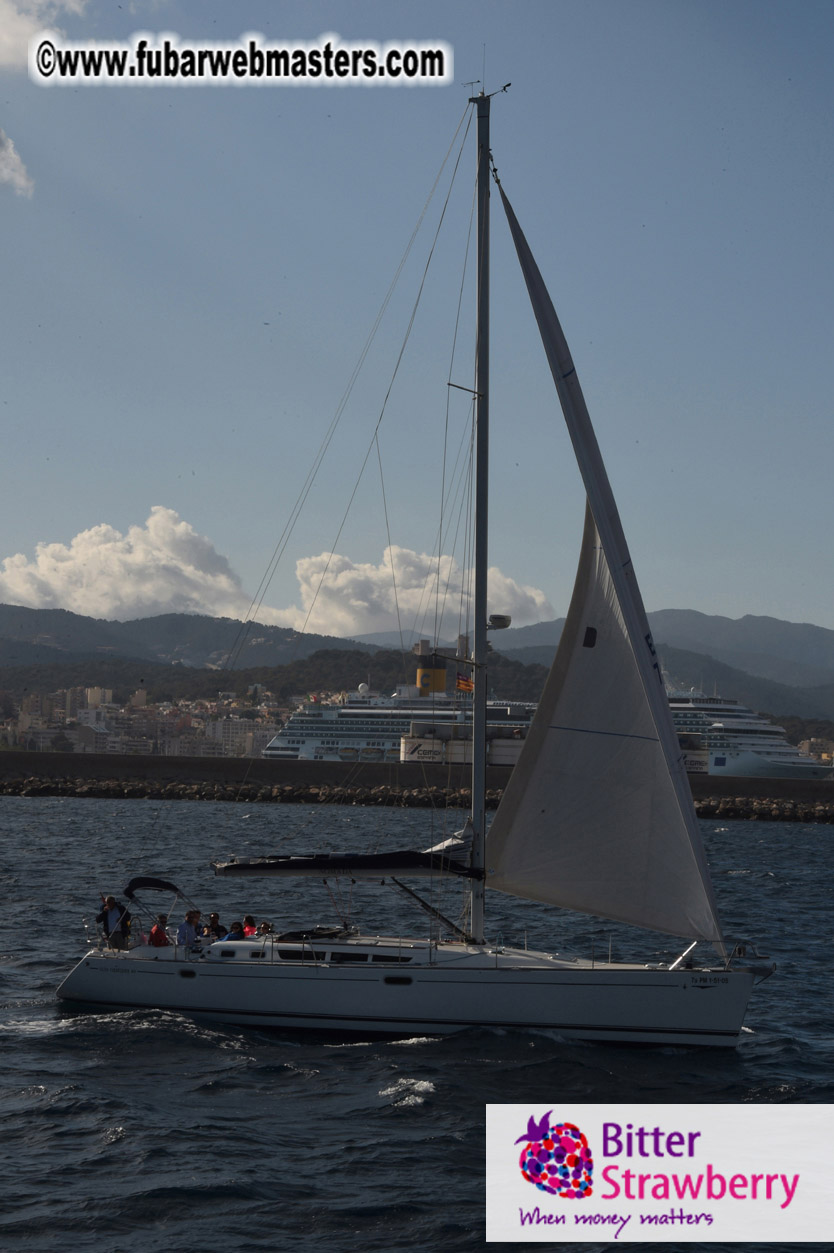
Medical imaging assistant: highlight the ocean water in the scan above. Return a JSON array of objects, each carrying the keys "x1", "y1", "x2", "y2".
[{"x1": 0, "y1": 796, "x2": 830, "y2": 1253}]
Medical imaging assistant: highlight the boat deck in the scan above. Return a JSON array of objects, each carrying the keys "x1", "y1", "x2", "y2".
[{"x1": 81, "y1": 935, "x2": 678, "y2": 973}]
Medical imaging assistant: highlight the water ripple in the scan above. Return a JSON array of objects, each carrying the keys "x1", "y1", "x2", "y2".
[{"x1": 0, "y1": 799, "x2": 830, "y2": 1252}]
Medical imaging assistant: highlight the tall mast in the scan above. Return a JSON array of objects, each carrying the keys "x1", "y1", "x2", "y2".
[{"x1": 469, "y1": 90, "x2": 490, "y2": 943}]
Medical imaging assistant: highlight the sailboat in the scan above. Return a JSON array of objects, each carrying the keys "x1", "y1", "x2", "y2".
[{"x1": 57, "y1": 94, "x2": 771, "y2": 1045}]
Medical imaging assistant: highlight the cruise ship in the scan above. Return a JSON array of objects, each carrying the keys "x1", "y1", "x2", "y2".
[
  {"x1": 262, "y1": 684, "x2": 533, "y2": 766},
  {"x1": 263, "y1": 662, "x2": 829, "y2": 779},
  {"x1": 668, "y1": 690, "x2": 831, "y2": 779},
  {"x1": 262, "y1": 641, "x2": 534, "y2": 767}
]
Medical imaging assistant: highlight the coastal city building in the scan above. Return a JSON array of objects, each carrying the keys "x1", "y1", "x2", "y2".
[
  {"x1": 1, "y1": 684, "x2": 284, "y2": 759},
  {"x1": 0, "y1": 678, "x2": 832, "y2": 776}
]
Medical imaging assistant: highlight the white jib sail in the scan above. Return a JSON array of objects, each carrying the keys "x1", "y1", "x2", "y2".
[{"x1": 487, "y1": 186, "x2": 725, "y2": 948}]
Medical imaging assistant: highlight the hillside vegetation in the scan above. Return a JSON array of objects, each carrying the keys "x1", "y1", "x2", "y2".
[{"x1": 0, "y1": 648, "x2": 548, "y2": 709}]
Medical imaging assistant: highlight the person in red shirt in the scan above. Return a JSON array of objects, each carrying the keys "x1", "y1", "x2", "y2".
[{"x1": 149, "y1": 914, "x2": 171, "y2": 947}]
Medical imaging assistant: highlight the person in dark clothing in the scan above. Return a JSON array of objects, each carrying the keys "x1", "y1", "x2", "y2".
[
  {"x1": 204, "y1": 912, "x2": 225, "y2": 940},
  {"x1": 96, "y1": 894, "x2": 131, "y2": 950}
]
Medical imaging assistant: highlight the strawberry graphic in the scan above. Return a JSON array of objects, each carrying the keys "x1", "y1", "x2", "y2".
[{"x1": 517, "y1": 1116, "x2": 594, "y2": 1198}]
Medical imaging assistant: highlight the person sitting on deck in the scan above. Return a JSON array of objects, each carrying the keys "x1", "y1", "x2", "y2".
[
  {"x1": 96, "y1": 895, "x2": 131, "y2": 950},
  {"x1": 258, "y1": 921, "x2": 273, "y2": 935},
  {"x1": 243, "y1": 915, "x2": 257, "y2": 937},
  {"x1": 203, "y1": 912, "x2": 224, "y2": 940},
  {"x1": 149, "y1": 915, "x2": 171, "y2": 947},
  {"x1": 222, "y1": 921, "x2": 246, "y2": 941}
]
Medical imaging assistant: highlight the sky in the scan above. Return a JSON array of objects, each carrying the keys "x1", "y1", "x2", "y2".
[{"x1": 1, "y1": 0, "x2": 833, "y2": 641}]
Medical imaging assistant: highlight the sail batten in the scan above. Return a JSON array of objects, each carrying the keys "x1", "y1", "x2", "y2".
[
  {"x1": 546, "y1": 725, "x2": 660, "y2": 743},
  {"x1": 489, "y1": 188, "x2": 726, "y2": 951}
]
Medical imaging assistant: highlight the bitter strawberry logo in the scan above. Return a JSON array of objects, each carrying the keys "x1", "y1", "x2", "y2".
[{"x1": 516, "y1": 1112, "x2": 594, "y2": 1198}]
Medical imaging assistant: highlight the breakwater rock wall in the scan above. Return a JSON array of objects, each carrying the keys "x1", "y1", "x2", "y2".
[{"x1": 2, "y1": 751, "x2": 834, "y2": 821}]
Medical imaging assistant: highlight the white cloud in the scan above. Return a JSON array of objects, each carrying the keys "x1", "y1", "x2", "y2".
[
  {"x1": 0, "y1": 511, "x2": 554, "y2": 634},
  {"x1": 0, "y1": 127, "x2": 34, "y2": 197},
  {"x1": 282, "y1": 545, "x2": 553, "y2": 637},
  {"x1": 0, "y1": 508, "x2": 252, "y2": 621},
  {"x1": 1, "y1": 0, "x2": 89, "y2": 197},
  {"x1": 0, "y1": 0, "x2": 86, "y2": 70}
]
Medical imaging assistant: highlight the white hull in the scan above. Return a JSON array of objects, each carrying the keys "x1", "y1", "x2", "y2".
[
  {"x1": 57, "y1": 938, "x2": 755, "y2": 1046},
  {"x1": 708, "y1": 750, "x2": 830, "y2": 780},
  {"x1": 682, "y1": 749, "x2": 829, "y2": 779},
  {"x1": 671, "y1": 692, "x2": 831, "y2": 780}
]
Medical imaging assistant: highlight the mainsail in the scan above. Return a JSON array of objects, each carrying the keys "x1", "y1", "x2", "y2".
[{"x1": 487, "y1": 186, "x2": 725, "y2": 949}]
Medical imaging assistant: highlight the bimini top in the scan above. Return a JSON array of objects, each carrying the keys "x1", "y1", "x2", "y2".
[
  {"x1": 123, "y1": 875, "x2": 183, "y2": 899},
  {"x1": 212, "y1": 850, "x2": 476, "y2": 880}
]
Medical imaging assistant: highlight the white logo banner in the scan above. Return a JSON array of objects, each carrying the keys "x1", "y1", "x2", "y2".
[{"x1": 486, "y1": 1104, "x2": 831, "y2": 1242}]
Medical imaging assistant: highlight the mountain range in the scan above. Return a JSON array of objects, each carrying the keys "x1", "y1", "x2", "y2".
[
  {"x1": 355, "y1": 612, "x2": 834, "y2": 720},
  {"x1": 484, "y1": 611, "x2": 834, "y2": 690},
  {"x1": 3, "y1": 603, "x2": 834, "y2": 721},
  {"x1": 0, "y1": 605, "x2": 369, "y2": 670}
]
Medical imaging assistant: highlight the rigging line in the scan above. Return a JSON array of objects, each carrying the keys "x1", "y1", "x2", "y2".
[
  {"x1": 230, "y1": 111, "x2": 470, "y2": 651},
  {"x1": 437, "y1": 138, "x2": 485, "y2": 665},
  {"x1": 214, "y1": 112, "x2": 470, "y2": 816},
  {"x1": 443, "y1": 177, "x2": 480, "y2": 654},
  {"x1": 381, "y1": 429, "x2": 470, "y2": 665},
  {"x1": 434, "y1": 167, "x2": 478, "y2": 648},
  {"x1": 395, "y1": 179, "x2": 474, "y2": 659},
  {"x1": 461, "y1": 424, "x2": 475, "y2": 643},
  {"x1": 439, "y1": 412, "x2": 476, "y2": 642},
  {"x1": 389, "y1": 879, "x2": 469, "y2": 942},
  {"x1": 402, "y1": 415, "x2": 463, "y2": 642},
  {"x1": 413, "y1": 407, "x2": 474, "y2": 648},
  {"x1": 373, "y1": 432, "x2": 411, "y2": 677},
  {"x1": 296, "y1": 114, "x2": 475, "y2": 642},
  {"x1": 223, "y1": 106, "x2": 473, "y2": 670},
  {"x1": 405, "y1": 404, "x2": 473, "y2": 651},
  {"x1": 404, "y1": 426, "x2": 470, "y2": 649},
  {"x1": 407, "y1": 170, "x2": 476, "y2": 653}
]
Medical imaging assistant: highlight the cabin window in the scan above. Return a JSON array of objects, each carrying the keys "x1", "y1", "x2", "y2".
[
  {"x1": 330, "y1": 950, "x2": 370, "y2": 963},
  {"x1": 249, "y1": 951, "x2": 265, "y2": 959},
  {"x1": 278, "y1": 949, "x2": 326, "y2": 961},
  {"x1": 220, "y1": 949, "x2": 237, "y2": 958},
  {"x1": 371, "y1": 954, "x2": 413, "y2": 963}
]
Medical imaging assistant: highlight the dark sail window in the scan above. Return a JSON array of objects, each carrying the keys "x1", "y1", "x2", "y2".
[{"x1": 583, "y1": 627, "x2": 597, "y2": 648}]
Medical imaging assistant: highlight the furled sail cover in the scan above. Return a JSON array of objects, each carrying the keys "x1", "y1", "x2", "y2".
[
  {"x1": 488, "y1": 187, "x2": 725, "y2": 949},
  {"x1": 212, "y1": 850, "x2": 475, "y2": 880}
]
